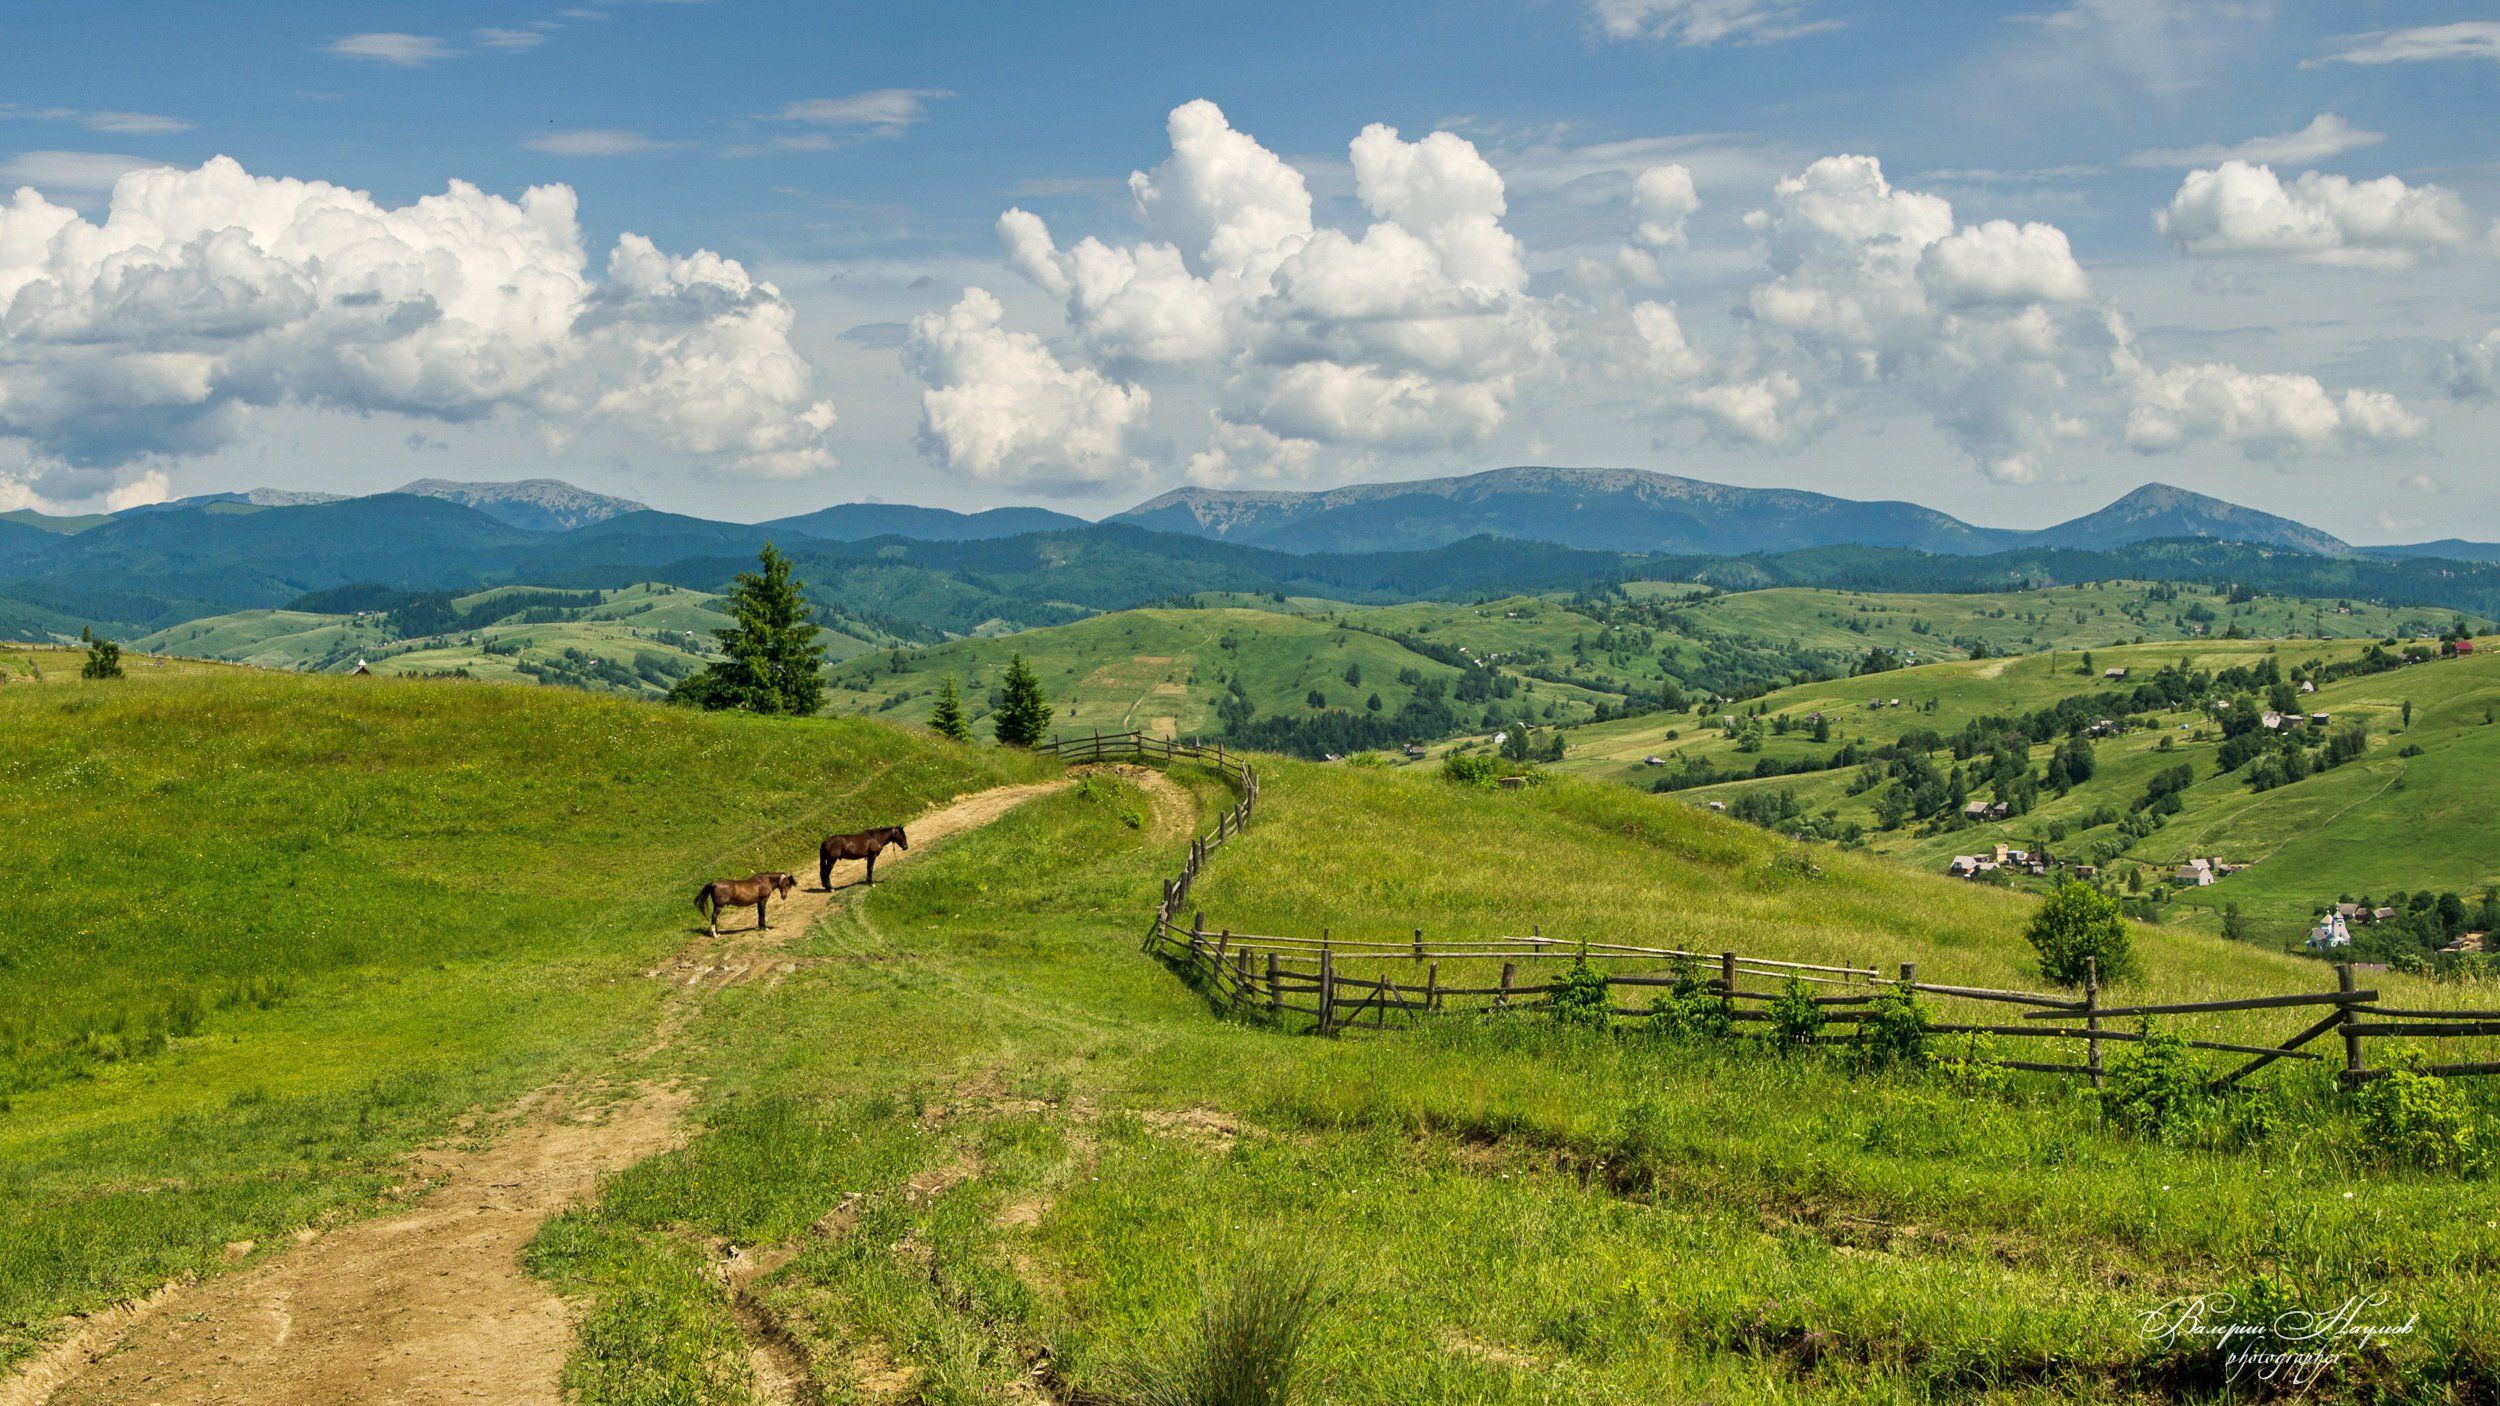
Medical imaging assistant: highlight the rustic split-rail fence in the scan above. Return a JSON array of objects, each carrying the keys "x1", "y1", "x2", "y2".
[{"x1": 1040, "y1": 729, "x2": 2500, "y2": 1090}]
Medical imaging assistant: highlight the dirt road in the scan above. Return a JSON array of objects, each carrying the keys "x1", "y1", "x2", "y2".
[{"x1": 10, "y1": 779, "x2": 1076, "y2": 1406}]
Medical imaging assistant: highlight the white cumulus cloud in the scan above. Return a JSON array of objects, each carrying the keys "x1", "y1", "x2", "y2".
[
  {"x1": 904, "y1": 288, "x2": 1149, "y2": 491},
  {"x1": 2157, "y1": 162, "x2": 2481, "y2": 268},
  {"x1": 0, "y1": 156, "x2": 838, "y2": 503},
  {"x1": 2117, "y1": 349, "x2": 2428, "y2": 458}
]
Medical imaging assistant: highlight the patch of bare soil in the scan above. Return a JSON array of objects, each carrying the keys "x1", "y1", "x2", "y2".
[
  {"x1": 34, "y1": 1084, "x2": 690, "y2": 1406},
  {"x1": 9, "y1": 780, "x2": 1074, "y2": 1406},
  {"x1": 1138, "y1": 1104, "x2": 1243, "y2": 1152}
]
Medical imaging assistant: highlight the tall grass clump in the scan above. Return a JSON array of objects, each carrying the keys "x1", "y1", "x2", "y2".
[{"x1": 1115, "y1": 1248, "x2": 1327, "y2": 1406}]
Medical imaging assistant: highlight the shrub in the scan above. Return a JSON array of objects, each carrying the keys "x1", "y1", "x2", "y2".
[
  {"x1": 1765, "y1": 977, "x2": 1825, "y2": 1048},
  {"x1": 1850, "y1": 987, "x2": 1930, "y2": 1068},
  {"x1": 1548, "y1": 958, "x2": 1613, "y2": 1030},
  {"x1": 79, "y1": 628, "x2": 123, "y2": 681},
  {"x1": 2025, "y1": 881, "x2": 2136, "y2": 987},
  {"x1": 1440, "y1": 753, "x2": 1500, "y2": 786},
  {"x1": 2099, "y1": 1027, "x2": 2205, "y2": 1138},
  {"x1": 1115, "y1": 1248, "x2": 1326, "y2": 1406},
  {"x1": 2352, "y1": 1053, "x2": 2482, "y2": 1172},
  {"x1": 1645, "y1": 959, "x2": 1731, "y2": 1038},
  {"x1": 1930, "y1": 1031, "x2": 2011, "y2": 1095}
]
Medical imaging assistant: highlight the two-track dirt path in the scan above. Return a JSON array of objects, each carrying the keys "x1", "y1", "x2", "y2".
[{"x1": 11, "y1": 778, "x2": 1075, "y2": 1406}]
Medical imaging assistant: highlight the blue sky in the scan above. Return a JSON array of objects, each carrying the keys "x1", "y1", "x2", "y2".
[{"x1": 2, "y1": 0, "x2": 2497, "y2": 541}]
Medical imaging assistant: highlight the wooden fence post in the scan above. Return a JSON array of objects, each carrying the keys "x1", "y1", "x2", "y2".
[
  {"x1": 1233, "y1": 948, "x2": 1251, "y2": 1009},
  {"x1": 1899, "y1": 961, "x2": 1917, "y2": 988},
  {"x1": 2338, "y1": 963, "x2": 2364, "y2": 1081},
  {"x1": 1498, "y1": 961, "x2": 1516, "y2": 1010},
  {"x1": 2084, "y1": 956, "x2": 2102, "y2": 1089},
  {"x1": 1266, "y1": 952, "x2": 1281, "y2": 1017},
  {"x1": 1426, "y1": 961, "x2": 1439, "y2": 1014},
  {"x1": 1317, "y1": 948, "x2": 1336, "y2": 1035},
  {"x1": 1721, "y1": 951, "x2": 1739, "y2": 1020},
  {"x1": 1413, "y1": 928, "x2": 1425, "y2": 963}
]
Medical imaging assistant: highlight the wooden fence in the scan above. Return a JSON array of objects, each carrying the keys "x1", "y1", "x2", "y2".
[{"x1": 1060, "y1": 731, "x2": 2500, "y2": 1090}]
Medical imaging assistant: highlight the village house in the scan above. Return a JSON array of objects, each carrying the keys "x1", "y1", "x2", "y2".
[
  {"x1": 2175, "y1": 858, "x2": 2214, "y2": 887},
  {"x1": 2309, "y1": 712, "x2": 2330, "y2": 727},
  {"x1": 1643, "y1": 755, "x2": 1666, "y2": 766},
  {"x1": 2104, "y1": 667, "x2": 2129, "y2": 679},
  {"x1": 2457, "y1": 639, "x2": 2476, "y2": 656}
]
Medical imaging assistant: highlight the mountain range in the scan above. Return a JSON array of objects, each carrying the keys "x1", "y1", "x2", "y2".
[
  {"x1": 6, "y1": 467, "x2": 2498, "y2": 640},
  {"x1": 1113, "y1": 469, "x2": 2357, "y2": 558}
]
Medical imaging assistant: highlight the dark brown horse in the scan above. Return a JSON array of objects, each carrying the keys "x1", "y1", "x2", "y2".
[
  {"x1": 819, "y1": 825, "x2": 908, "y2": 890},
  {"x1": 694, "y1": 871, "x2": 796, "y2": 937}
]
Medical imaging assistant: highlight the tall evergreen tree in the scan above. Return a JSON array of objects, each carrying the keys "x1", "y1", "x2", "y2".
[
  {"x1": 930, "y1": 674, "x2": 971, "y2": 742},
  {"x1": 669, "y1": 544, "x2": 824, "y2": 715},
  {"x1": 992, "y1": 653, "x2": 1052, "y2": 747}
]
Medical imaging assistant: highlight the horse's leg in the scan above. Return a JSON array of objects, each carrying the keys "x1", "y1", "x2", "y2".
[
  {"x1": 865, "y1": 852, "x2": 876, "y2": 885},
  {"x1": 757, "y1": 894, "x2": 769, "y2": 931},
  {"x1": 704, "y1": 894, "x2": 717, "y2": 939}
]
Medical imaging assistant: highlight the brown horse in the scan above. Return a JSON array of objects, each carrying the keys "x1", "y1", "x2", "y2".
[
  {"x1": 819, "y1": 825, "x2": 908, "y2": 890},
  {"x1": 694, "y1": 871, "x2": 796, "y2": 937}
]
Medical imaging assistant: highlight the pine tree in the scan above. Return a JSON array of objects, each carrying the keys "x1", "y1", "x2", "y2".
[
  {"x1": 992, "y1": 653, "x2": 1052, "y2": 747},
  {"x1": 669, "y1": 543, "x2": 824, "y2": 715},
  {"x1": 930, "y1": 674, "x2": 971, "y2": 742}
]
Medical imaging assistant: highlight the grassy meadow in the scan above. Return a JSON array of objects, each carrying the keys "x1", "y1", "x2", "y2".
[
  {"x1": 0, "y1": 661, "x2": 1049, "y2": 1360},
  {"x1": 9, "y1": 657, "x2": 2500, "y2": 1402},
  {"x1": 536, "y1": 756, "x2": 2500, "y2": 1404}
]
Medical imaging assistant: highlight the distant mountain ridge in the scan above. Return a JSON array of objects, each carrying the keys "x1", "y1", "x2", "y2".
[
  {"x1": 760, "y1": 502, "x2": 1091, "y2": 542},
  {"x1": 2023, "y1": 483, "x2": 2349, "y2": 555},
  {"x1": 392, "y1": 478, "x2": 649, "y2": 532},
  {"x1": 1113, "y1": 467, "x2": 2354, "y2": 559}
]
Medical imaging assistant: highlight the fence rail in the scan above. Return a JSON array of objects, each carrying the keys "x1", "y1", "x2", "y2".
[{"x1": 1068, "y1": 731, "x2": 2500, "y2": 1090}]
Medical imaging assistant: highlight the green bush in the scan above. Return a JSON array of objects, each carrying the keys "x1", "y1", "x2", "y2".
[
  {"x1": 1930, "y1": 1031, "x2": 2012, "y2": 1095},
  {"x1": 1765, "y1": 977, "x2": 1825, "y2": 1048},
  {"x1": 1850, "y1": 987, "x2": 1931, "y2": 1068},
  {"x1": 1645, "y1": 959, "x2": 1732, "y2": 1039},
  {"x1": 2098, "y1": 1027, "x2": 2205, "y2": 1138},
  {"x1": 1548, "y1": 958, "x2": 1613, "y2": 1030},
  {"x1": 2024, "y1": 880, "x2": 2137, "y2": 987},
  {"x1": 2352, "y1": 1053, "x2": 2482, "y2": 1172},
  {"x1": 1440, "y1": 753, "x2": 1501, "y2": 786}
]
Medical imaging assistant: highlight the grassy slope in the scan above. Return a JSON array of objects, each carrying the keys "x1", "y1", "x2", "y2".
[
  {"x1": 539, "y1": 758, "x2": 2497, "y2": 1404},
  {"x1": 1571, "y1": 642, "x2": 2500, "y2": 942},
  {"x1": 826, "y1": 606, "x2": 1563, "y2": 738},
  {"x1": 123, "y1": 583, "x2": 900, "y2": 697},
  {"x1": 830, "y1": 583, "x2": 2467, "y2": 760},
  {"x1": 1651, "y1": 583, "x2": 2462, "y2": 664},
  {"x1": 0, "y1": 666, "x2": 1049, "y2": 1358}
]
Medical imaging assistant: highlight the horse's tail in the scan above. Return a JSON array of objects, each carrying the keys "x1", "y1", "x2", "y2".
[{"x1": 693, "y1": 883, "x2": 714, "y2": 918}]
